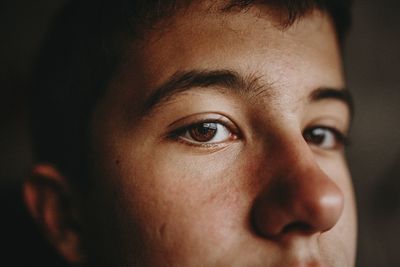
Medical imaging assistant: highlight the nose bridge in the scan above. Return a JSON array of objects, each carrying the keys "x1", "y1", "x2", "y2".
[{"x1": 251, "y1": 137, "x2": 344, "y2": 239}]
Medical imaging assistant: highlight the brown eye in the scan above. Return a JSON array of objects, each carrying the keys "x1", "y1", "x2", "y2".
[
  {"x1": 189, "y1": 123, "x2": 218, "y2": 142},
  {"x1": 177, "y1": 122, "x2": 234, "y2": 144},
  {"x1": 303, "y1": 126, "x2": 347, "y2": 150}
]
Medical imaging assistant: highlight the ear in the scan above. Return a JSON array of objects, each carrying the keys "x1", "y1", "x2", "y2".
[{"x1": 23, "y1": 164, "x2": 84, "y2": 264}]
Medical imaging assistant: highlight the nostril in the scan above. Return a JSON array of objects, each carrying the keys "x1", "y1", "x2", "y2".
[
  {"x1": 281, "y1": 221, "x2": 312, "y2": 235},
  {"x1": 250, "y1": 162, "x2": 345, "y2": 240}
]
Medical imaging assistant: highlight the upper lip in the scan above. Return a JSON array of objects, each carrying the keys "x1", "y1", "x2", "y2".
[{"x1": 274, "y1": 236, "x2": 331, "y2": 267}]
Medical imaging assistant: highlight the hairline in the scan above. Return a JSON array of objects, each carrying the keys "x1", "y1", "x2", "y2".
[{"x1": 31, "y1": 0, "x2": 352, "y2": 189}]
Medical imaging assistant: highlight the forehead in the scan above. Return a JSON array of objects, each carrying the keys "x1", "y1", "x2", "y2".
[{"x1": 111, "y1": 4, "x2": 344, "y2": 114}]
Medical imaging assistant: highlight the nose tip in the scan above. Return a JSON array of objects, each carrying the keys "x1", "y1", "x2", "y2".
[
  {"x1": 252, "y1": 162, "x2": 344, "y2": 239},
  {"x1": 313, "y1": 192, "x2": 344, "y2": 232}
]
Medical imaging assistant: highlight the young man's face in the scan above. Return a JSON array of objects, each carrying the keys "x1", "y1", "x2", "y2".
[{"x1": 85, "y1": 5, "x2": 356, "y2": 267}]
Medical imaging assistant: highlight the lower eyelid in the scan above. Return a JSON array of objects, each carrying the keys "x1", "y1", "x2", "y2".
[
  {"x1": 184, "y1": 140, "x2": 223, "y2": 147},
  {"x1": 167, "y1": 112, "x2": 241, "y2": 132},
  {"x1": 174, "y1": 136, "x2": 232, "y2": 149},
  {"x1": 166, "y1": 122, "x2": 239, "y2": 149}
]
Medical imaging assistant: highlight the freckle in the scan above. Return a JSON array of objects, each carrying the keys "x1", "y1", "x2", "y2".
[{"x1": 115, "y1": 159, "x2": 121, "y2": 165}]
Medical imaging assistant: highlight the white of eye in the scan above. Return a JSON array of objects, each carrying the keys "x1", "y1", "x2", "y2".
[
  {"x1": 316, "y1": 128, "x2": 336, "y2": 148},
  {"x1": 304, "y1": 127, "x2": 339, "y2": 149}
]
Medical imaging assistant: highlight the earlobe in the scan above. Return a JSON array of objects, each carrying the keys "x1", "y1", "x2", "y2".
[{"x1": 23, "y1": 164, "x2": 84, "y2": 264}]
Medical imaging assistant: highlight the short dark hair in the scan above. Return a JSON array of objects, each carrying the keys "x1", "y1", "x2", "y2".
[{"x1": 30, "y1": 0, "x2": 352, "y2": 188}]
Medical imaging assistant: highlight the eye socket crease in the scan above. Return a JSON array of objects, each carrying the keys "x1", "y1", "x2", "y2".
[
  {"x1": 309, "y1": 87, "x2": 354, "y2": 121},
  {"x1": 140, "y1": 69, "x2": 269, "y2": 116}
]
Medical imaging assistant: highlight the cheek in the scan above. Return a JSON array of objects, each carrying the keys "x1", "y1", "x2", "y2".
[{"x1": 103, "y1": 143, "x2": 254, "y2": 260}]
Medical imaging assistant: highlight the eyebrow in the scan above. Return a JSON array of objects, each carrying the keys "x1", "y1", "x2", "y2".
[
  {"x1": 309, "y1": 87, "x2": 354, "y2": 118},
  {"x1": 142, "y1": 69, "x2": 354, "y2": 117},
  {"x1": 142, "y1": 69, "x2": 255, "y2": 114}
]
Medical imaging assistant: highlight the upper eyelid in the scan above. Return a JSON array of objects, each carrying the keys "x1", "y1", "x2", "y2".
[
  {"x1": 305, "y1": 124, "x2": 347, "y2": 135},
  {"x1": 308, "y1": 88, "x2": 354, "y2": 121},
  {"x1": 304, "y1": 125, "x2": 347, "y2": 139},
  {"x1": 304, "y1": 125, "x2": 350, "y2": 150},
  {"x1": 304, "y1": 116, "x2": 350, "y2": 135},
  {"x1": 167, "y1": 113, "x2": 241, "y2": 135},
  {"x1": 170, "y1": 120, "x2": 239, "y2": 141}
]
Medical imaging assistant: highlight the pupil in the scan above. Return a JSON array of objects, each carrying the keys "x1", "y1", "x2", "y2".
[
  {"x1": 190, "y1": 123, "x2": 218, "y2": 142},
  {"x1": 305, "y1": 128, "x2": 325, "y2": 144}
]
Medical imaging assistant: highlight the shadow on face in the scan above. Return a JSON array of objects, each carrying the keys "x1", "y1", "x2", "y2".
[{"x1": 25, "y1": 3, "x2": 357, "y2": 267}]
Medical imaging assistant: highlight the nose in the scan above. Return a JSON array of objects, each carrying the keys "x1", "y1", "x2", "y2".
[{"x1": 251, "y1": 143, "x2": 344, "y2": 239}]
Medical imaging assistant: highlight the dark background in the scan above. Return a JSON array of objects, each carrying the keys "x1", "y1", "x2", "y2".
[{"x1": 1, "y1": 0, "x2": 399, "y2": 266}]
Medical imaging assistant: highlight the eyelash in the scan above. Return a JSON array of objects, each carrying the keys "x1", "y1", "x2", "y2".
[
  {"x1": 168, "y1": 119, "x2": 239, "y2": 147},
  {"x1": 168, "y1": 120, "x2": 349, "y2": 150},
  {"x1": 302, "y1": 125, "x2": 350, "y2": 150}
]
